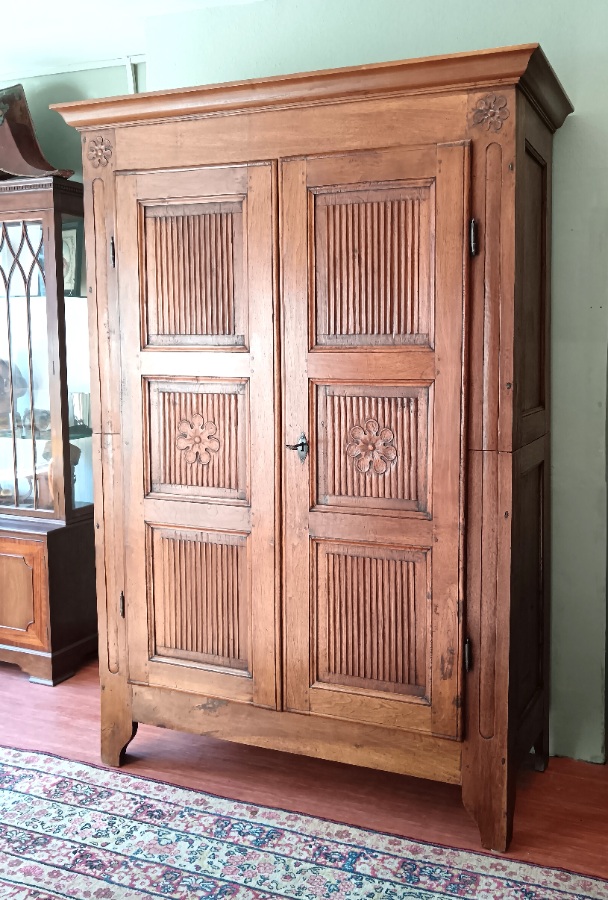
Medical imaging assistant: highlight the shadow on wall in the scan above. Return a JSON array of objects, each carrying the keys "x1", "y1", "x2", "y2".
[
  {"x1": 0, "y1": 66, "x2": 141, "y2": 181},
  {"x1": 24, "y1": 80, "x2": 89, "y2": 180}
]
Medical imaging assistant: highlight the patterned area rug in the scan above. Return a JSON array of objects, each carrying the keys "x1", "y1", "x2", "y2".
[{"x1": 0, "y1": 747, "x2": 605, "y2": 899}]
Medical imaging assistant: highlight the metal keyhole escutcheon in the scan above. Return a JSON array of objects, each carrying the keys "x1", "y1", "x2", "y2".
[{"x1": 285, "y1": 432, "x2": 309, "y2": 463}]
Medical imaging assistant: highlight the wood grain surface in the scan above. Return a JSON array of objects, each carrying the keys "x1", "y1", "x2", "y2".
[{"x1": 52, "y1": 46, "x2": 575, "y2": 852}]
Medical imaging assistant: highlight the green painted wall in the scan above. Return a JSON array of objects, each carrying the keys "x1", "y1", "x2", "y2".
[{"x1": 144, "y1": 0, "x2": 607, "y2": 763}]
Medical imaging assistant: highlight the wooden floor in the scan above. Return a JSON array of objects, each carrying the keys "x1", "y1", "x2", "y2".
[{"x1": 0, "y1": 657, "x2": 606, "y2": 880}]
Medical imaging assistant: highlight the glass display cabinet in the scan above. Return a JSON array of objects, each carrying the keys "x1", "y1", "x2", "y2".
[{"x1": 0, "y1": 175, "x2": 97, "y2": 683}]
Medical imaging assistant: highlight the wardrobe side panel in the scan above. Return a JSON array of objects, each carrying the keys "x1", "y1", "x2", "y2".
[
  {"x1": 509, "y1": 95, "x2": 554, "y2": 768},
  {"x1": 510, "y1": 435, "x2": 549, "y2": 765},
  {"x1": 512, "y1": 95, "x2": 553, "y2": 450}
]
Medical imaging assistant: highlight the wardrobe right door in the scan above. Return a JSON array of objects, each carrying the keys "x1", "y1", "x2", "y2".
[{"x1": 282, "y1": 142, "x2": 469, "y2": 740}]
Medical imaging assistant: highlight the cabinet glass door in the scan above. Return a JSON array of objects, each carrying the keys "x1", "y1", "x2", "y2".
[
  {"x1": 62, "y1": 213, "x2": 93, "y2": 510},
  {"x1": 0, "y1": 219, "x2": 52, "y2": 511}
]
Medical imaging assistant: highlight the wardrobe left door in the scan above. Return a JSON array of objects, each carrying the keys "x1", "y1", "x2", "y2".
[{"x1": 115, "y1": 163, "x2": 279, "y2": 709}]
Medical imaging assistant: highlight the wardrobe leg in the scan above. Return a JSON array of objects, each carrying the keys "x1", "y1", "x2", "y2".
[
  {"x1": 461, "y1": 755, "x2": 516, "y2": 852},
  {"x1": 100, "y1": 676, "x2": 138, "y2": 767},
  {"x1": 532, "y1": 728, "x2": 549, "y2": 772}
]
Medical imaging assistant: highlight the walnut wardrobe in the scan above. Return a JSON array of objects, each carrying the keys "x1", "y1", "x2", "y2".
[{"x1": 55, "y1": 43, "x2": 572, "y2": 851}]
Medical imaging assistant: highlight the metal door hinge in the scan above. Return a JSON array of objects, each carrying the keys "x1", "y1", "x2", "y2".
[
  {"x1": 119, "y1": 591, "x2": 125, "y2": 618},
  {"x1": 464, "y1": 637, "x2": 473, "y2": 673},
  {"x1": 469, "y1": 219, "x2": 479, "y2": 257},
  {"x1": 110, "y1": 235, "x2": 116, "y2": 268}
]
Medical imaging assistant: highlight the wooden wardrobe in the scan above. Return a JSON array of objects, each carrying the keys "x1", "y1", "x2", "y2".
[{"x1": 55, "y1": 43, "x2": 572, "y2": 851}]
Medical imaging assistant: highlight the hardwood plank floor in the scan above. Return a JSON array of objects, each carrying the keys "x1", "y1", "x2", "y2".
[{"x1": 0, "y1": 658, "x2": 606, "y2": 879}]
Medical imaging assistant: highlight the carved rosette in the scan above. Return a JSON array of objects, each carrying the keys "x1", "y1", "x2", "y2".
[
  {"x1": 346, "y1": 419, "x2": 397, "y2": 474},
  {"x1": 87, "y1": 135, "x2": 113, "y2": 168},
  {"x1": 176, "y1": 415, "x2": 220, "y2": 465},
  {"x1": 472, "y1": 94, "x2": 510, "y2": 132}
]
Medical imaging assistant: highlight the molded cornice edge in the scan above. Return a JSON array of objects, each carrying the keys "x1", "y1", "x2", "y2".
[{"x1": 52, "y1": 43, "x2": 573, "y2": 133}]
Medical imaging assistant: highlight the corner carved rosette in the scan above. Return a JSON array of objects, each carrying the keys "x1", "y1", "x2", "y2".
[
  {"x1": 87, "y1": 135, "x2": 113, "y2": 168},
  {"x1": 346, "y1": 419, "x2": 397, "y2": 474},
  {"x1": 472, "y1": 94, "x2": 509, "y2": 132},
  {"x1": 176, "y1": 415, "x2": 220, "y2": 465}
]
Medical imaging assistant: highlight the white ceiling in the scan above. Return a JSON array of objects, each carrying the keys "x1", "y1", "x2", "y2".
[{"x1": 0, "y1": 0, "x2": 263, "y2": 83}]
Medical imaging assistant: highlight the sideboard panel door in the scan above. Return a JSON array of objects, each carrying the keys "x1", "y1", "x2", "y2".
[
  {"x1": 282, "y1": 143, "x2": 469, "y2": 739},
  {"x1": 116, "y1": 164, "x2": 278, "y2": 708},
  {"x1": 0, "y1": 536, "x2": 46, "y2": 649}
]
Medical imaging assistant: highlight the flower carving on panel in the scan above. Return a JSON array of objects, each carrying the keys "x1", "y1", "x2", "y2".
[
  {"x1": 346, "y1": 419, "x2": 397, "y2": 475},
  {"x1": 176, "y1": 414, "x2": 220, "y2": 465},
  {"x1": 472, "y1": 93, "x2": 510, "y2": 132},
  {"x1": 87, "y1": 135, "x2": 113, "y2": 168}
]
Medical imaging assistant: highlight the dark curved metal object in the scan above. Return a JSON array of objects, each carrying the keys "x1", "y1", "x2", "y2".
[{"x1": 0, "y1": 84, "x2": 73, "y2": 180}]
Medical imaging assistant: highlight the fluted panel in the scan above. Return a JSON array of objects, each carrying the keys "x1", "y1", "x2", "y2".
[
  {"x1": 143, "y1": 201, "x2": 245, "y2": 346},
  {"x1": 316, "y1": 542, "x2": 428, "y2": 695},
  {"x1": 147, "y1": 378, "x2": 248, "y2": 502},
  {"x1": 152, "y1": 529, "x2": 248, "y2": 670},
  {"x1": 162, "y1": 390, "x2": 237, "y2": 489},
  {"x1": 317, "y1": 384, "x2": 429, "y2": 512},
  {"x1": 314, "y1": 186, "x2": 433, "y2": 347}
]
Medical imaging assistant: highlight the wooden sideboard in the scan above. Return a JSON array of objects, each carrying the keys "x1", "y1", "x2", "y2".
[
  {"x1": 54, "y1": 43, "x2": 572, "y2": 850},
  {"x1": 0, "y1": 176, "x2": 97, "y2": 683}
]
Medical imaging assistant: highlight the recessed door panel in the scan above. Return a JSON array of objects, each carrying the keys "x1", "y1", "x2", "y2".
[
  {"x1": 313, "y1": 181, "x2": 434, "y2": 348},
  {"x1": 117, "y1": 164, "x2": 277, "y2": 708},
  {"x1": 149, "y1": 525, "x2": 249, "y2": 672},
  {"x1": 0, "y1": 537, "x2": 47, "y2": 650},
  {"x1": 314, "y1": 539, "x2": 430, "y2": 697},
  {"x1": 315, "y1": 383, "x2": 431, "y2": 514},
  {"x1": 283, "y1": 143, "x2": 468, "y2": 737},
  {"x1": 146, "y1": 377, "x2": 249, "y2": 503}
]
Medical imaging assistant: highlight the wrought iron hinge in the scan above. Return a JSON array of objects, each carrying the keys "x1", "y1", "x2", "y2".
[
  {"x1": 119, "y1": 591, "x2": 125, "y2": 618},
  {"x1": 110, "y1": 235, "x2": 116, "y2": 268},
  {"x1": 469, "y1": 218, "x2": 479, "y2": 257},
  {"x1": 464, "y1": 637, "x2": 473, "y2": 673}
]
